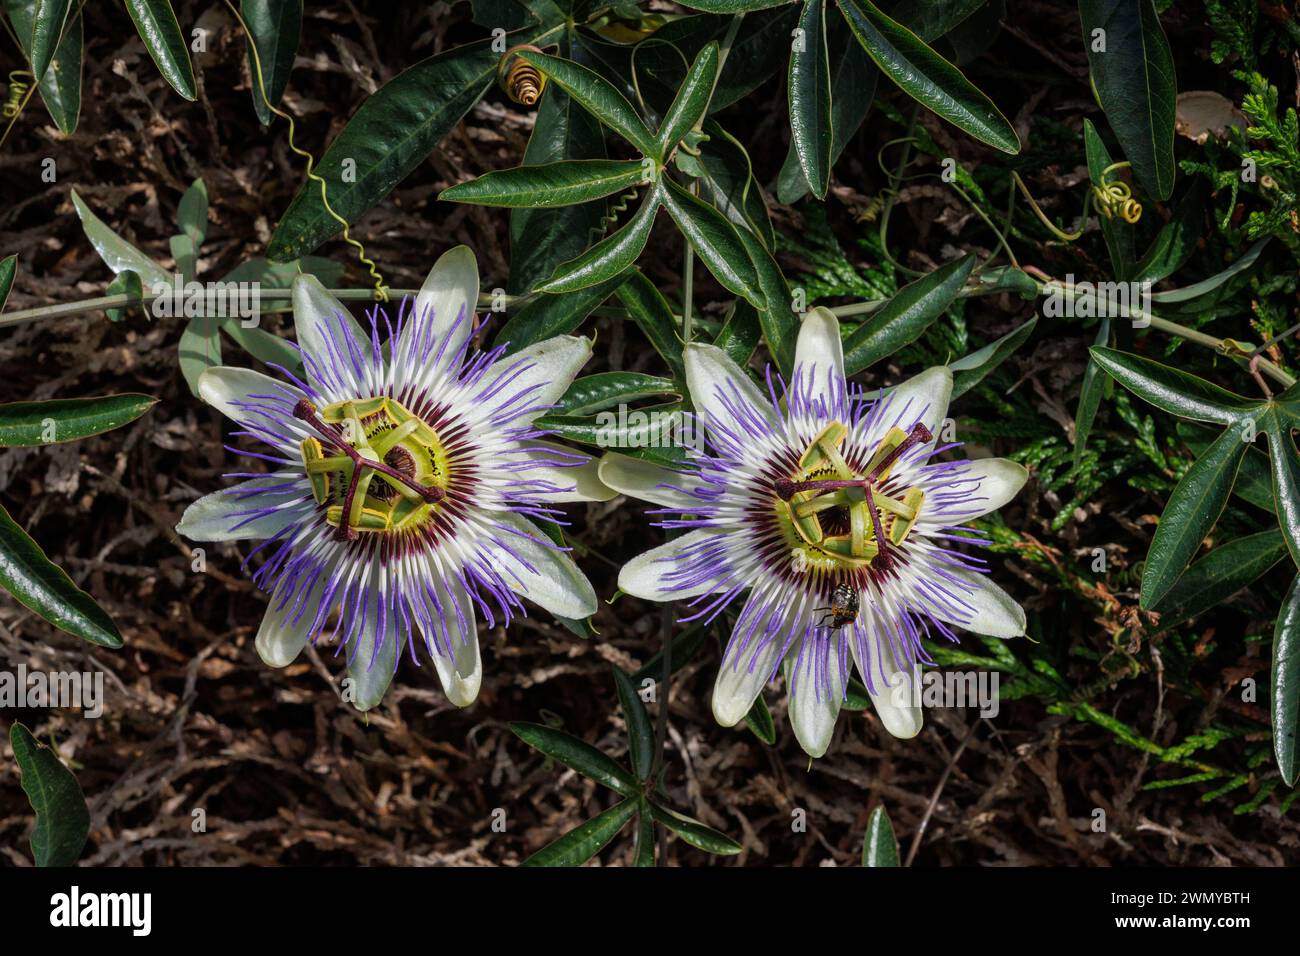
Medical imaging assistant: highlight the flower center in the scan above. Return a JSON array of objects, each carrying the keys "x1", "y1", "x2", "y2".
[
  {"x1": 773, "y1": 421, "x2": 930, "y2": 575},
  {"x1": 294, "y1": 397, "x2": 450, "y2": 541}
]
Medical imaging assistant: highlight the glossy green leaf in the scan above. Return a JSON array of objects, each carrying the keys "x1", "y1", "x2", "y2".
[
  {"x1": 511, "y1": 722, "x2": 637, "y2": 795},
  {"x1": 497, "y1": 276, "x2": 626, "y2": 352},
  {"x1": 176, "y1": 178, "x2": 208, "y2": 247},
  {"x1": 1073, "y1": 319, "x2": 1111, "y2": 468},
  {"x1": 104, "y1": 270, "x2": 142, "y2": 323},
  {"x1": 0, "y1": 394, "x2": 157, "y2": 447},
  {"x1": 1079, "y1": 0, "x2": 1176, "y2": 200},
  {"x1": 634, "y1": 809, "x2": 656, "y2": 867},
  {"x1": 892, "y1": 0, "x2": 986, "y2": 41},
  {"x1": 843, "y1": 255, "x2": 974, "y2": 373},
  {"x1": 71, "y1": 190, "x2": 169, "y2": 288},
  {"x1": 5, "y1": 0, "x2": 82, "y2": 133},
  {"x1": 657, "y1": 42, "x2": 719, "y2": 159},
  {"x1": 695, "y1": 120, "x2": 775, "y2": 248},
  {"x1": 613, "y1": 668, "x2": 655, "y2": 782},
  {"x1": 676, "y1": 0, "x2": 787, "y2": 9},
  {"x1": 1151, "y1": 529, "x2": 1287, "y2": 628},
  {"x1": 862, "y1": 804, "x2": 900, "y2": 866},
  {"x1": 1140, "y1": 424, "x2": 1249, "y2": 610},
  {"x1": 743, "y1": 695, "x2": 776, "y2": 744},
  {"x1": 521, "y1": 797, "x2": 638, "y2": 867},
  {"x1": 10, "y1": 723, "x2": 89, "y2": 867},
  {"x1": 124, "y1": 0, "x2": 196, "y2": 100},
  {"x1": 518, "y1": 49, "x2": 658, "y2": 157},
  {"x1": 837, "y1": 0, "x2": 1019, "y2": 153},
  {"x1": 1083, "y1": 120, "x2": 1134, "y2": 279},
  {"x1": 789, "y1": 0, "x2": 833, "y2": 198},
  {"x1": 951, "y1": 316, "x2": 1037, "y2": 399},
  {"x1": 1179, "y1": 422, "x2": 1272, "y2": 512},
  {"x1": 647, "y1": 802, "x2": 742, "y2": 855},
  {"x1": 1263, "y1": 412, "x2": 1300, "y2": 571},
  {"x1": 555, "y1": 372, "x2": 679, "y2": 416},
  {"x1": 536, "y1": 187, "x2": 662, "y2": 294},
  {"x1": 735, "y1": 226, "x2": 797, "y2": 376},
  {"x1": 1088, "y1": 347, "x2": 1260, "y2": 426},
  {"x1": 241, "y1": 0, "x2": 302, "y2": 124},
  {"x1": 442, "y1": 160, "x2": 650, "y2": 208},
  {"x1": 0, "y1": 254, "x2": 15, "y2": 313},
  {"x1": 221, "y1": 322, "x2": 302, "y2": 373},
  {"x1": 630, "y1": 622, "x2": 710, "y2": 682},
  {"x1": 1150, "y1": 237, "x2": 1270, "y2": 304},
  {"x1": 169, "y1": 233, "x2": 196, "y2": 284},
  {"x1": 179, "y1": 316, "x2": 223, "y2": 397},
  {"x1": 1134, "y1": 180, "x2": 1205, "y2": 283},
  {"x1": 28, "y1": 0, "x2": 72, "y2": 80},
  {"x1": 617, "y1": 270, "x2": 686, "y2": 381},
  {"x1": 662, "y1": 177, "x2": 763, "y2": 307},
  {"x1": 535, "y1": 404, "x2": 687, "y2": 456},
  {"x1": 1273, "y1": 575, "x2": 1300, "y2": 786},
  {"x1": 714, "y1": 300, "x2": 762, "y2": 366},
  {"x1": 268, "y1": 36, "x2": 520, "y2": 260},
  {"x1": 0, "y1": 501, "x2": 123, "y2": 647}
]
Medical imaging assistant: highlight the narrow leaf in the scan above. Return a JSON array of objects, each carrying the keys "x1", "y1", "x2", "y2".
[
  {"x1": 1151, "y1": 237, "x2": 1270, "y2": 304},
  {"x1": 661, "y1": 177, "x2": 763, "y2": 307},
  {"x1": 5, "y1": 0, "x2": 82, "y2": 133},
  {"x1": 843, "y1": 255, "x2": 974, "y2": 373},
  {"x1": 0, "y1": 254, "x2": 15, "y2": 313},
  {"x1": 0, "y1": 394, "x2": 157, "y2": 447},
  {"x1": 518, "y1": 50, "x2": 658, "y2": 157},
  {"x1": 29, "y1": 0, "x2": 72, "y2": 80},
  {"x1": 241, "y1": 0, "x2": 302, "y2": 124},
  {"x1": 1264, "y1": 412, "x2": 1300, "y2": 571},
  {"x1": 511, "y1": 722, "x2": 637, "y2": 795},
  {"x1": 862, "y1": 805, "x2": 900, "y2": 866},
  {"x1": 951, "y1": 316, "x2": 1037, "y2": 399},
  {"x1": 1151, "y1": 529, "x2": 1287, "y2": 629},
  {"x1": 442, "y1": 159, "x2": 650, "y2": 208},
  {"x1": 70, "y1": 191, "x2": 169, "y2": 288},
  {"x1": 10, "y1": 723, "x2": 89, "y2": 867},
  {"x1": 789, "y1": 0, "x2": 833, "y2": 197},
  {"x1": 612, "y1": 668, "x2": 655, "y2": 782},
  {"x1": 521, "y1": 798, "x2": 638, "y2": 867},
  {"x1": 177, "y1": 178, "x2": 208, "y2": 247},
  {"x1": 536, "y1": 188, "x2": 662, "y2": 294},
  {"x1": 554, "y1": 372, "x2": 679, "y2": 416},
  {"x1": 1088, "y1": 347, "x2": 1259, "y2": 425},
  {"x1": 124, "y1": 0, "x2": 197, "y2": 100},
  {"x1": 497, "y1": 276, "x2": 625, "y2": 352},
  {"x1": 1073, "y1": 319, "x2": 1111, "y2": 468},
  {"x1": 617, "y1": 270, "x2": 686, "y2": 381},
  {"x1": 657, "y1": 42, "x2": 720, "y2": 159},
  {"x1": 647, "y1": 802, "x2": 742, "y2": 855},
  {"x1": 1273, "y1": 575, "x2": 1300, "y2": 786},
  {"x1": 743, "y1": 695, "x2": 776, "y2": 744}
]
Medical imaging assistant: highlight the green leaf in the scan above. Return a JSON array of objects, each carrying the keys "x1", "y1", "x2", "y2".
[
  {"x1": 176, "y1": 178, "x2": 208, "y2": 247},
  {"x1": 178, "y1": 317, "x2": 224, "y2": 397},
  {"x1": 268, "y1": 37, "x2": 516, "y2": 260},
  {"x1": 536, "y1": 188, "x2": 662, "y2": 294},
  {"x1": 521, "y1": 798, "x2": 638, "y2": 867},
  {"x1": 0, "y1": 254, "x2": 15, "y2": 313},
  {"x1": 535, "y1": 403, "x2": 687, "y2": 455},
  {"x1": 1140, "y1": 425, "x2": 1249, "y2": 610},
  {"x1": 221, "y1": 322, "x2": 303, "y2": 373},
  {"x1": 1073, "y1": 319, "x2": 1111, "y2": 468},
  {"x1": 1263, "y1": 412, "x2": 1300, "y2": 571},
  {"x1": 735, "y1": 226, "x2": 797, "y2": 376},
  {"x1": 647, "y1": 802, "x2": 742, "y2": 855},
  {"x1": 0, "y1": 394, "x2": 157, "y2": 447},
  {"x1": 634, "y1": 809, "x2": 656, "y2": 867},
  {"x1": 617, "y1": 270, "x2": 686, "y2": 381},
  {"x1": 662, "y1": 177, "x2": 763, "y2": 307},
  {"x1": 217, "y1": 255, "x2": 345, "y2": 289},
  {"x1": 28, "y1": 0, "x2": 72, "y2": 80},
  {"x1": 241, "y1": 0, "x2": 302, "y2": 124},
  {"x1": 70, "y1": 190, "x2": 169, "y2": 288},
  {"x1": 743, "y1": 695, "x2": 776, "y2": 744},
  {"x1": 497, "y1": 276, "x2": 626, "y2": 352},
  {"x1": 657, "y1": 42, "x2": 720, "y2": 160},
  {"x1": 1179, "y1": 422, "x2": 1272, "y2": 512},
  {"x1": 673, "y1": 0, "x2": 788, "y2": 12},
  {"x1": 837, "y1": 0, "x2": 1019, "y2": 153},
  {"x1": 169, "y1": 234, "x2": 196, "y2": 284},
  {"x1": 124, "y1": 0, "x2": 197, "y2": 101},
  {"x1": 1082, "y1": 118, "x2": 1134, "y2": 278},
  {"x1": 862, "y1": 805, "x2": 900, "y2": 866},
  {"x1": 1151, "y1": 529, "x2": 1287, "y2": 628},
  {"x1": 695, "y1": 120, "x2": 775, "y2": 248},
  {"x1": 442, "y1": 159, "x2": 650, "y2": 208},
  {"x1": 714, "y1": 300, "x2": 762, "y2": 366},
  {"x1": 1150, "y1": 237, "x2": 1270, "y2": 305},
  {"x1": 518, "y1": 49, "x2": 658, "y2": 157},
  {"x1": 612, "y1": 668, "x2": 655, "y2": 782},
  {"x1": 1087, "y1": 347, "x2": 1260, "y2": 426},
  {"x1": 555, "y1": 372, "x2": 679, "y2": 416},
  {"x1": 789, "y1": 0, "x2": 833, "y2": 198},
  {"x1": 950, "y1": 316, "x2": 1036, "y2": 399},
  {"x1": 5, "y1": 0, "x2": 82, "y2": 134},
  {"x1": 843, "y1": 255, "x2": 974, "y2": 373},
  {"x1": 104, "y1": 270, "x2": 142, "y2": 323},
  {"x1": 511, "y1": 722, "x2": 637, "y2": 795},
  {"x1": 1273, "y1": 575, "x2": 1300, "y2": 786},
  {"x1": 1079, "y1": 0, "x2": 1176, "y2": 200},
  {"x1": 1133, "y1": 180, "x2": 1205, "y2": 283},
  {"x1": 0, "y1": 501, "x2": 123, "y2": 647},
  {"x1": 10, "y1": 723, "x2": 89, "y2": 867}
]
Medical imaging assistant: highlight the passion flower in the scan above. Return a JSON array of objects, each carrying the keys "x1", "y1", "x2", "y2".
[
  {"x1": 599, "y1": 308, "x2": 1028, "y2": 757},
  {"x1": 178, "y1": 248, "x2": 605, "y2": 710}
]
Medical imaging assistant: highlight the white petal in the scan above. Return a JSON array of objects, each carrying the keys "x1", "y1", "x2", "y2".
[
  {"x1": 515, "y1": 442, "x2": 615, "y2": 502},
  {"x1": 919, "y1": 457, "x2": 1028, "y2": 527},
  {"x1": 255, "y1": 570, "x2": 330, "y2": 668},
  {"x1": 413, "y1": 245, "x2": 479, "y2": 363},
  {"x1": 712, "y1": 590, "x2": 796, "y2": 726},
  {"x1": 684, "y1": 342, "x2": 780, "y2": 437},
  {"x1": 292, "y1": 274, "x2": 371, "y2": 397},
  {"x1": 886, "y1": 365, "x2": 953, "y2": 435},
  {"x1": 618, "y1": 529, "x2": 730, "y2": 601},
  {"x1": 427, "y1": 573, "x2": 482, "y2": 707},
  {"x1": 490, "y1": 512, "x2": 598, "y2": 620},
  {"x1": 476, "y1": 335, "x2": 592, "y2": 421},
  {"x1": 926, "y1": 566, "x2": 1026, "y2": 639},
  {"x1": 850, "y1": 615, "x2": 923, "y2": 739},
  {"x1": 177, "y1": 477, "x2": 308, "y2": 542},
  {"x1": 598, "y1": 452, "x2": 699, "y2": 509},
  {"x1": 793, "y1": 306, "x2": 847, "y2": 415},
  {"x1": 347, "y1": 589, "x2": 400, "y2": 711},
  {"x1": 197, "y1": 366, "x2": 306, "y2": 436},
  {"x1": 784, "y1": 634, "x2": 845, "y2": 759}
]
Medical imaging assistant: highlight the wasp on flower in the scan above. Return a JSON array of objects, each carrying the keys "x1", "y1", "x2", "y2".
[
  {"x1": 598, "y1": 308, "x2": 1028, "y2": 757},
  {"x1": 177, "y1": 247, "x2": 609, "y2": 710}
]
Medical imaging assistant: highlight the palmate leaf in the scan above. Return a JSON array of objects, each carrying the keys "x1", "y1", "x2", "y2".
[
  {"x1": 1079, "y1": 0, "x2": 1176, "y2": 201},
  {"x1": 441, "y1": 159, "x2": 651, "y2": 208},
  {"x1": 10, "y1": 723, "x2": 90, "y2": 867},
  {"x1": 836, "y1": 0, "x2": 1019, "y2": 154}
]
